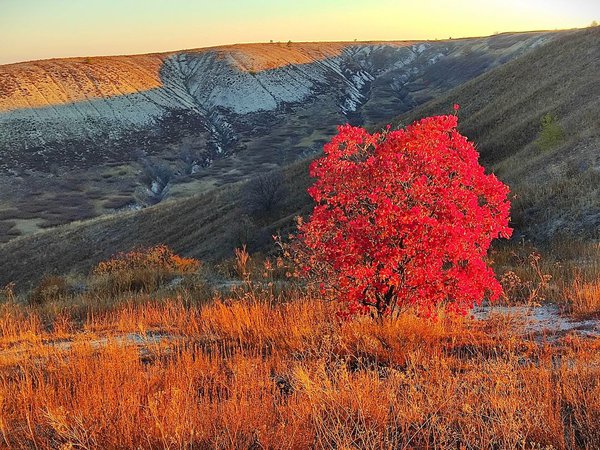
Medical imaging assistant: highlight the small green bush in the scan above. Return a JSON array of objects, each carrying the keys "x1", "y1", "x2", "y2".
[{"x1": 536, "y1": 113, "x2": 564, "y2": 151}]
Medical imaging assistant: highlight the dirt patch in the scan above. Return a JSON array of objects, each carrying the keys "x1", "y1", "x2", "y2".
[{"x1": 473, "y1": 304, "x2": 600, "y2": 338}]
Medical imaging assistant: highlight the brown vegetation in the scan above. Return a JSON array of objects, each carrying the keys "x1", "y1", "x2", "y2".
[
  {"x1": 0, "y1": 55, "x2": 166, "y2": 112},
  {"x1": 489, "y1": 240, "x2": 600, "y2": 318},
  {"x1": 0, "y1": 160, "x2": 312, "y2": 290},
  {"x1": 0, "y1": 241, "x2": 597, "y2": 448},
  {"x1": 0, "y1": 281, "x2": 598, "y2": 448},
  {"x1": 0, "y1": 28, "x2": 598, "y2": 447},
  {"x1": 566, "y1": 274, "x2": 600, "y2": 317},
  {"x1": 243, "y1": 171, "x2": 288, "y2": 218},
  {"x1": 91, "y1": 245, "x2": 201, "y2": 297},
  {"x1": 28, "y1": 275, "x2": 70, "y2": 305}
]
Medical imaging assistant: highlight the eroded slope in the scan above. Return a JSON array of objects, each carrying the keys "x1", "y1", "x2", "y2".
[{"x1": 0, "y1": 32, "x2": 557, "y2": 242}]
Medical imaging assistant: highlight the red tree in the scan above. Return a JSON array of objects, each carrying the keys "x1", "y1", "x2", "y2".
[{"x1": 296, "y1": 113, "x2": 512, "y2": 318}]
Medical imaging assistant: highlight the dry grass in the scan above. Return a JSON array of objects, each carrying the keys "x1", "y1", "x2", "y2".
[
  {"x1": 565, "y1": 275, "x2": 600, "y2": 317},
  {"x1": 0, "y1": 55, "x2": 165, "y2": 112},
  {"x1": 28, "y1": 275, "x2": 70, "y2": 306},
  {"x1": 488, "y1": 240, "x2": 600, "y2": 316},
  {"x1": 0, "y1": 39, "x2": 419, "y2": 113},
  {"x1": 91, "y1": 245, "x2": 201, "y2": 298},
  {"x1": 0, "y1": 284, "x2": 598, "y2": 449}
]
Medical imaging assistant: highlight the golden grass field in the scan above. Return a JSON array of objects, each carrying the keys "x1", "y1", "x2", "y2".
[{"x1": 0, "y1": 244, "x2": 598, "y2": 449}]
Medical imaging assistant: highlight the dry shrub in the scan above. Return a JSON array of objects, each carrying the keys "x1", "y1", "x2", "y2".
[
  {"x1": 92, "y1": 245, "x2": 200, "y2": 296},
  {"x1": 494, "y1": 248, "x2": 553, "y2": 305},
  {"x1": 232, "y1": 245, "x2": 249, "y2": 280},
  {"x1": 0, "y1": 283, "x2": 16, "y2": 303},
  {"x1": 0, "y1": 301, "x2": 46, "y2": 345},
  {"x1": 218, "y1": 246, "x2": 261, "y2": 281},
  {"x1": 243, "y1": 171, "x2": 287, "y2": 217},
  {"x1": 29, "y1": 275, "x2": 70, "y2": 305}
]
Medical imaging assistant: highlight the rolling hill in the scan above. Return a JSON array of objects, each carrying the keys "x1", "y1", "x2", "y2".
[
  {"x1": 1, "y1": 27, "x2": 598, "y2": 289},
  {"x1": 394, "y1": 25, "x2": 600, "y2": 241},
  {"x1": 0, "y1": 32, "x2": 557, "y2": 243}
]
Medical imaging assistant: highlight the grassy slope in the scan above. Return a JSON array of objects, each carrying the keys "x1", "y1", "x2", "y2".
[
  {"x1": 1, "y1": 27, "x2": 598, "y2": 289},
  {"x1": 392, "y1": 26, "x2": 600, "y2": 240},
  {"x1": 0, "y1": 31, "x2": 555, "y2": 244},
  {"x1": 0, "y1": 160, "x2": 313, "y2": 289}
]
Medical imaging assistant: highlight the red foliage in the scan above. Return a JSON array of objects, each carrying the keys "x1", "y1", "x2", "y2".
[{"x1": 297, "y1": 113, "x2": 512, "y2": 318}]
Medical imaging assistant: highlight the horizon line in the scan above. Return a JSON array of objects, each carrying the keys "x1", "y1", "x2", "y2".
[{"x1": 0, "y1": 27, "x2": 579, "y2": 68}]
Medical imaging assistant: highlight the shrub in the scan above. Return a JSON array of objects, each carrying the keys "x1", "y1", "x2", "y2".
[
  {"x1": 138, "y1": 157, "x2": 174, "y2": 204},
  {"x1": 179, "y1": 143, "x2": 204, "y2": 175},
  {"x1": 244, "y1": 172, "x2": 287, "y2": 217},
  {"x1": 29, "y1": 275, "x2": 69, "y2": 305},
  {"x1": 295, "y1": 113, "x2": 512, "y2": 318},
  {"x1": 535, "y1": 113, "x2": 564, "y2": 151},
  {"x1": 228, "y1": 214, "x2": 259, "y2": 249},
  {"x1": 92, "y1": 245, "x2": 200, "y2": 296},
  {"x1": 498, "y1": 252, "x2": 552, "y2": 305}
]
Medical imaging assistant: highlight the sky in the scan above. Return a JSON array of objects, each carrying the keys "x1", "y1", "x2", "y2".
[{"x1": 0, "y1": 0, "x2": 598, "y2": 65}]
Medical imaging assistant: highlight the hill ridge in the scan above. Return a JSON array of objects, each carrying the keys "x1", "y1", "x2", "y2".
[{"x1": 0, "y1": 30, "x2": 557, "y2": 247}]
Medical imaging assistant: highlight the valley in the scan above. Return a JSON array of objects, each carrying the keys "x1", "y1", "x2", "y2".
[
  {"x1": 1, "y1": 27, "x2": 598, "y2": 290},
  {"x1": 0, "y1": 32, "x2": 557, "y2": 242}
]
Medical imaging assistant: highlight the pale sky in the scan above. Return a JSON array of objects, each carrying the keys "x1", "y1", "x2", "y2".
[{"x1": 0, "y1": 0, "x2": 598, "y2": 65}]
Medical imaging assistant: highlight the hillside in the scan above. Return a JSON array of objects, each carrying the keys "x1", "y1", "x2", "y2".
[
  {"x1": 0, "y1": 32, "x2": 557, "y2": 243},
  {"x1": 0, "y1": 160, "x2": 312, "y2": 289},
  {"x1": 393, "y1": 26, "x2": 600, "y2": 240},
  {"x1": 1, "y1": 27, "x2": 598, "y2": 289}
]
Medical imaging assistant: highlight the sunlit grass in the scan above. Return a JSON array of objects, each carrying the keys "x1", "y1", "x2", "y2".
[{"x1": 0, "y1": 288, "x2": 598, "y2": 449}]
